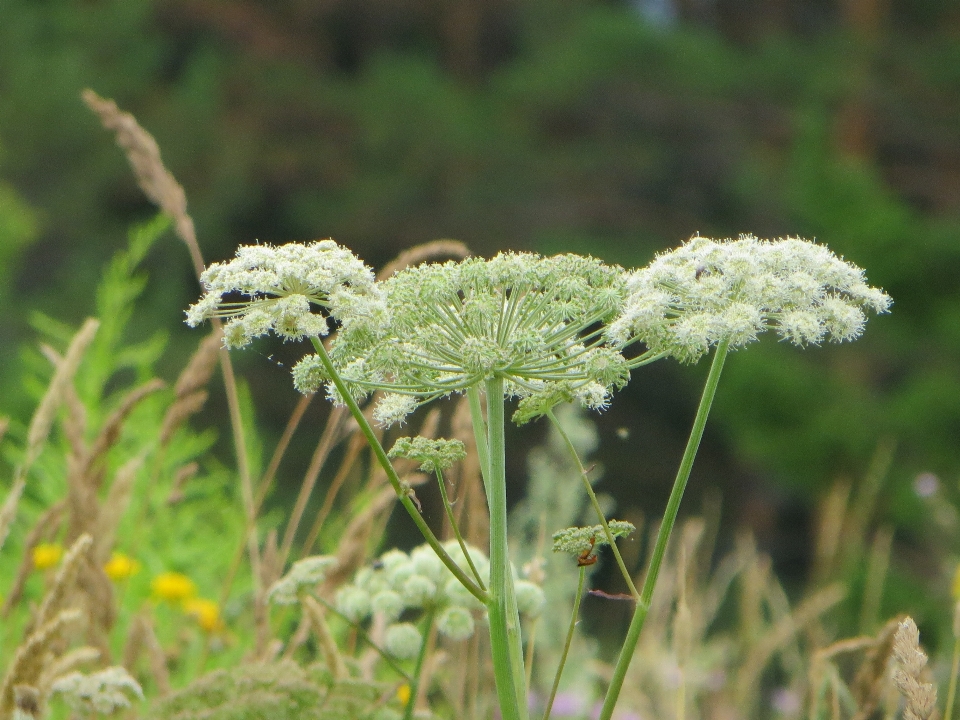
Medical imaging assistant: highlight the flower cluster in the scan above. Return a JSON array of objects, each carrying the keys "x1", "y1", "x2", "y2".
[
  {"x1": 50, "y1": 667, "x2": 143, "y2": 715},
  {"x1": 185, "y1": 240, "x2": 384, "y2": 349},
  {"x1": 294, "y1": 252, "x2": 630, "y2": 426},
  {"x1": 387, "y1": 436, "x2": 466, "y2": 473},
  {"x1": 333, "y1": 542, "x2": 544, "y2": 659},
  {"x1": 268, "y1": 555, "x2": 339, "y2": 605},
  {"x1": 607, "y1": 235, "x2": 892, "y2": 363},
  {"x1": 552, "y1": 520, "x2": 637, "y2": 556}
]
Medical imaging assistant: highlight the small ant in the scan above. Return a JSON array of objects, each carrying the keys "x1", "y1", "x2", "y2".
[{"x1": 577, "y1": 537, "x2": 598, "y2": 567}]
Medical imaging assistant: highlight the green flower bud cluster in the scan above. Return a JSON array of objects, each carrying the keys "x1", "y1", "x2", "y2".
[
  {"x1": 267, "y1": 555, "x2": 339, "y2": 605},
  {"x1": 334, "y1": 542, "x2": 545, "y2": 658},
  {"x1": 388, "y1": 436, "x2": 466, "y2": 473},
  {"x1": 552, "y1": 520, "x2": 637, "y2": 556}
]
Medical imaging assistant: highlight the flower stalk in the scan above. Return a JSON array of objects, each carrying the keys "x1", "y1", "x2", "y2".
[
  {"x1": 486, "y1": 376, "x2": 528, "y2": 720},
  {"x1": 309, "y1": 337, "x2": 487, "y2": 605},
  {"x1": 597, "y1": 338, "x2": 730, "y2": 720},
  {"x1": 542, "y1": 565, "x2": 587, "y2": 720}
]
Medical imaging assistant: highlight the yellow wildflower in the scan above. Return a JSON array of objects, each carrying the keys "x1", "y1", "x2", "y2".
[
  {"x1": 184, "y1": 598, "x2": 222, "y2": 633},
  {"x1": 151, "y1": 572, "x2": 196, "y2": 604},
  {"x1": 396, "y1": 684, "x2": 411, "y2": 706},
  {"x1": 32, "y1": 543, "x2": 63, "y2": 571},
  {"x1": 104, "y1": 552, "x2": 141, "y2": 581}
]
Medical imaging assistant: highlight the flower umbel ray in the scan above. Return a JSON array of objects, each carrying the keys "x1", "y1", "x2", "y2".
[{"x1": 294, "y1": 252, "x2": 634, "y2": 426}]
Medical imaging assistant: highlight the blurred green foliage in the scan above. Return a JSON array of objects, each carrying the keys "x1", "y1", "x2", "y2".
[
  {"x1": 0, "y1": 216, "x2": 252, "y2": 677},
  {"x1": 2, "y1": 0, "x2": 960, "y2": 560}
]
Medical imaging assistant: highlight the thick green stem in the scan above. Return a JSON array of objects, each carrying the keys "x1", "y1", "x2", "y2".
[
  {"x1": 546, "y1": 410, "x2": 639, "y2": 599},
  {"x1": 542, "y1": 566, "x2": 586, "y2": 720},
  {"x1": 598, "y1": 340, "x2": 729, "y2": 720},
  {"x1": 485, "y1": 375, "x2": 527, "y2": 720},
  {"x1": 309, "y1": 338, "x2": 486, "y2": 605}
]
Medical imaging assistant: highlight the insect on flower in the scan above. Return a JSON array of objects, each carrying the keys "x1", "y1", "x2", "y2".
[{"x1": 577, "y1": 537, "x2": 598, "y2": 567}]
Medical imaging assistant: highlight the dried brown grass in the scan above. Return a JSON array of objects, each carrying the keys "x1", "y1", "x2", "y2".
[{"x1": 892, "y1": 618, "x2": 938, "y2": 720}]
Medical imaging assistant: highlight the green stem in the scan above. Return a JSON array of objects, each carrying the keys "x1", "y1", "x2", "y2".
[
  {"x1": 485, "y1": 375, "x2": 527, "y2": 720},
  {"x1": 309, "y1": 338, "x2": 486, "y2": 605},
  {"x1": 546, "y1": 409, "x2": 639, "y2": 599},
  {"x1": 403, "y1": 611, "x2": 435, "y2": 720},
  {"x1": 436, "y1": 468, "x2": 486, "y2": 589},
  {"x1": 542, "y1": 566, "x2": 586, "y2": 720},
  {"x1": 597, "y1": 340, "x2": 729, "y2": 720},
  {"x1": 467, "y1": 386, "x2": 491, "y2": 498}
]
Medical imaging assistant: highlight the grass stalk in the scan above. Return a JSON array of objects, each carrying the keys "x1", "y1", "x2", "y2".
[{"x1": 597, "y1": 339, "x2": 730, "y2": 720}]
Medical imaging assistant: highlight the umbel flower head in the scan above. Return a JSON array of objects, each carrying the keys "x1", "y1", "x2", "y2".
[
  {"x1": 607, "y1": 234, "x2": 892, "y2": 363},
  {"x1": 388, "y1": 436, "x2": 466, "y2": 473},
  {"x1": 552, "y1": 520, "x2": 637, "y2": 556},
  {"x1": 293, "y1": 252, "x2": 631, "y2": 426},
  {"x1": 186, "y1": 240, "x2": 384, "y2": 349}
]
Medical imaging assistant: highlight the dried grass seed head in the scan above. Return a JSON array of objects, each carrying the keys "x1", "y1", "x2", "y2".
[
  {"x1": 186, "y1": 240, "x2": 384, "y2": 348},
  {"x1": 608, "y1": 235, "x2": 891, "y2": 363}
]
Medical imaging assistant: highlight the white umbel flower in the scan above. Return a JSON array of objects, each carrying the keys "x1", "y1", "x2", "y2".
[
  {"x1": 608, "y1": 235, "x2": 891, "y2": 362},
  {"x1": 296, "y1": 251, "x2": 631, "y2": 425},
  {"x1": 186, "y1": 240, "x2": 384, "y2": 348},
  {"x1": 50, "y1": 667, "x2": 144, "y2": 715}
]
